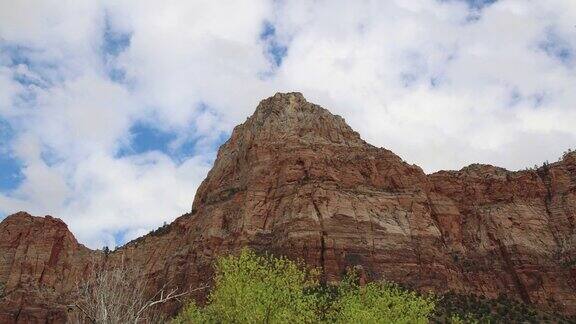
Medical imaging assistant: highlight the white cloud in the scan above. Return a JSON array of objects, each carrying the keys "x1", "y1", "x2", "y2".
[
  {"x1": 107, "y1": 0, "x2": 276, "y2": 130},
  {"x1": 272, "y1": 0, "x2": 576, "y2": 171},
  {"x1": 62, "y1": 152, "x2": 211, "y2": 248},
  {"x1": 0, "y1": 0, "x2": 575, "y2": 247}
]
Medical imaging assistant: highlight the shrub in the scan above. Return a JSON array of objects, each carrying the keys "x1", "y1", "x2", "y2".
[{"x1": 447, "y1": 313, "x2": 479, "y2": 324}]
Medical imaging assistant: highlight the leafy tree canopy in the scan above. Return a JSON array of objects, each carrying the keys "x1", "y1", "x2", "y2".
[{"x1": 173, "y1": 248, "x2": 437, "y2": 324}]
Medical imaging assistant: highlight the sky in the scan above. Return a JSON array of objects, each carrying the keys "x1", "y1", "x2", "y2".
[{"x1": 0, "y1": 0, "x2": 575, "y2": 249}]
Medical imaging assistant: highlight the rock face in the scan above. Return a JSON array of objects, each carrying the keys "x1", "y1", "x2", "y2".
[
  {"x1": 0, "y1": 212, "x2": 99, "y2": 323},
  {"x1": 1, "y1": 93, "x2": 575, "y2": 322}
]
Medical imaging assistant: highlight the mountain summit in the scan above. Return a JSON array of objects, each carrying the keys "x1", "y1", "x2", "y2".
[{"x1": 1, "y1": 93, "x2": 575, "y2": 322}]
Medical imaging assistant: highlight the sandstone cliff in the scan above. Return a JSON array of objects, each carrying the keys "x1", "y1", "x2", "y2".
[
  {"x1": 1, "y1": 93, "x2": 575, "y2": 322},
  {"x1": 0, "y1": 212, "x2": 99, "y2": 323}
]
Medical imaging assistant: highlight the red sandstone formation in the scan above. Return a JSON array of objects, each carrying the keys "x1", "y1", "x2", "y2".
[
  {"x1": 0, "y1": 212, "x2": 99, "y2": 323},
  {"x1": 1, "y1": 93, "x2": 575, "y2": 322}
]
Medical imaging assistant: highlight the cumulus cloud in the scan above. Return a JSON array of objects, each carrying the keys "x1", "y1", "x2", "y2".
[
  {"x1": 0, "y1": 0, "x2": 575, "y2": 248},
  {"x1": 272, "y1": 0, "x2": 576, "y2": 170}
]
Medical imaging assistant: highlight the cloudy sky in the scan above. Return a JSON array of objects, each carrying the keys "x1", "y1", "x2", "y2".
[{"x1": 0, "y1": 0, "x2": 575, "y2": 249}]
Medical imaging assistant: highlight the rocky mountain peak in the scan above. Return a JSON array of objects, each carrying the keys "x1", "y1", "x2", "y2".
[
  {"x1": 240, "y1": 92, "x2": 366, "y2": 148},
  {"x1": 1, "y1": 211, "x2": 72, "y2": 239},
  {"x1": 192, "y1": 92, "x2": 384, "y2": 212},
  {"x1": 254, "y1": 92, "x2": 307, "y2": 114},
  {"x1": 1, "y1": 93, "x2": 576, "y2": 322}
]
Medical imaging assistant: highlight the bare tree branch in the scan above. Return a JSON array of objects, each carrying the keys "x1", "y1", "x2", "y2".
[
  {"x1": 134, "y1": 285, "x2": 207, "y2": 323},
  {"x1": 69, "y1": 259, "x2": 206, "y2": 324}
]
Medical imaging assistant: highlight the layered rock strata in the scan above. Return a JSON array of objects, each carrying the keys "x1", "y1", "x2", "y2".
[{"x1": 1, "y1": 93, "x2": 574, "y2": 322}]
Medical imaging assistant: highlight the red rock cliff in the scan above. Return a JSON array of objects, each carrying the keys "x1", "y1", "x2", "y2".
[
  {"x1": 1, "y1": 93, "x2": 575, "y2": 322},
  {"x1": 0, "y1": 212, "x2": 99, "y2": 323}
]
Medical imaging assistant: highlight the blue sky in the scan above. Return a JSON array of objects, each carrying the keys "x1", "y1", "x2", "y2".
[
  {"x1": 462, "y1": 0, "x2": 498, "y2": 9},
  {"x1": 0, "y1": 119, "x2": 23, "y2": 192},
  {"x1": 1, "y1": 0, "x2": 575, "y2": 248},
  {"x1": 260, "y1": 21, "x2": 288, "y2": 67}
]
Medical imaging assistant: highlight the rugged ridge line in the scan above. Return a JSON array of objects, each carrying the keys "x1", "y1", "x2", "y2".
[{"x1": 1, "y1": 92, "x2": 575, "y2": 322}]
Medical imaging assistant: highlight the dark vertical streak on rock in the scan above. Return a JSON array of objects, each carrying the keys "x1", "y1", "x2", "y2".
[
  {"x1": 311, "y1": 196, "x2": 327, "y2": 282},
  {"x1": 537, "y1": 168, "x2": 564, "y2": 255},
  {"x1": 47, "y1": 235, "x2": 64, "y2": 268},
  {"x1": 494, "y1": 237, "x2": 531, "y2": 304},
  {"x1": 14, "y1": 304, "x2": 22, "y2": 323},
  {"x1": 426, "y1": 195, "x2": 448, "y2": 248}
]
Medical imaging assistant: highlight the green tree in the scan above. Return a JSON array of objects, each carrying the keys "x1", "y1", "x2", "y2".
[
  {"x1": 174, "y1": 248, "x2": 319, "y2": 323},
  {"x1": 327, "y1": 272, "x2": 435, "y2": 324},
  {"x1": 174, "y1": 249, "x2": 437, "y2": 324}
]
